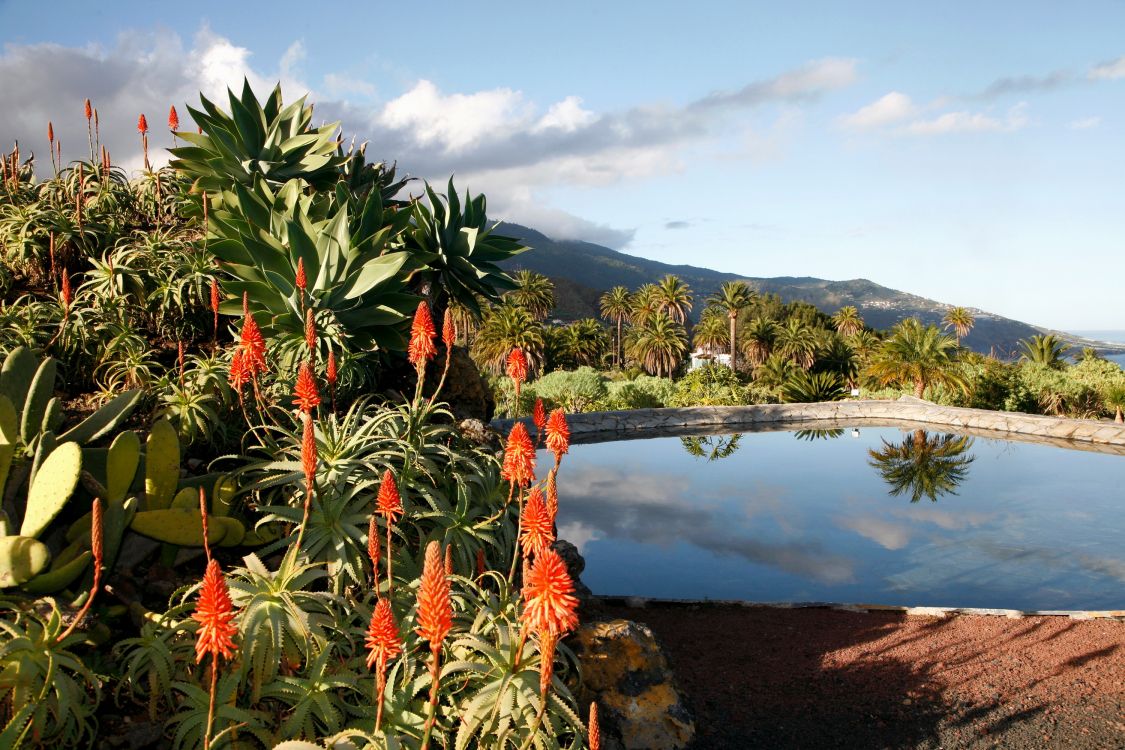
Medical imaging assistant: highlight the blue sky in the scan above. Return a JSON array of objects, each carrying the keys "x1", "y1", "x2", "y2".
[{"x1": 2, "y1": 1, "x2": 1123, "y2": 329}]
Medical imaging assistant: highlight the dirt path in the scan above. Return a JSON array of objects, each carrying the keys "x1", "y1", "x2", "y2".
[{"x1": 600, "y1": 604, "x2": 1124, "y2": 749}]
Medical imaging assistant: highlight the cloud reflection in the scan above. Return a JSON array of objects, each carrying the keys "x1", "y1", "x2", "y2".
[{"x1": 559, "y1": 464, "x2": 856, "y2": 584}]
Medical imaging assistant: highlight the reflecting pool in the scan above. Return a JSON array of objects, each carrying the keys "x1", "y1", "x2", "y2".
[{"x1": 550, "y1": 426, "x2": 1125, "y2": 610}]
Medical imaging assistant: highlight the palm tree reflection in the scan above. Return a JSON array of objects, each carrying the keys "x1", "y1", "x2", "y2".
[
  {"x1": 680, "y1": 434, "x2": 742, "y2": 461},
  {"x1": 794, "y1": 428, "x2": 845, "y2": 441},
  {"x1": 867, "y1": 430, "x2": 975, "y2": 502}
]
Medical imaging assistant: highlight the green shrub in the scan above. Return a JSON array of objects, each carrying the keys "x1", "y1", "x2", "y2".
[
  {"x1": 669, "y1": 363, "x2": 748, "y2": 407},
  {"x1": 605, "y1": 375, "x2": 675, "y2": 410},
  {"x1": 533, "y1": 367, "x2": 609, "y2": 412}
]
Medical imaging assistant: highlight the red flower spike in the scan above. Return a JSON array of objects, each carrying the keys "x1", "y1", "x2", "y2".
[
  {"x1": 367, "y1": 515, "x2": 380, "y2": 572},
  {"x1": 210, "y1": 278, "x2": 220, "y2": 315},
  {"x1": 295, "y1": 257, "x2": 307, "y2": 292},
  {"x1": 326, "y1": 350, "x2": 337, "y2": 386},
  {"x1": 292, "y1": 361, "x2": 321, "y2": 413},
  {"x1": 48, "y1": 122, "x2": 54, "y2": 143},
  {"x1": 242, "y1": 290, "x2": 250, "y2": 316},
  {"x1": 84, "y1": 99, "x2": 92, "y2": 121},
  {"x1": 506, "y1": 347, "x2": 528, "y2": 386},
  {"x1": 365, "y1": 598, "x2": 403, "y2": 670},
  {"x1": 476, "y1": 548, "x2": 487, "y2": 579},
  {"x1": 239, "y1": 311, "x2": 267, "y2": 376},
  {"x1": 442, "y1": 308, "x2": 456, "y2": 348},
  {"x1": 229, "y1": 350, "x2": 249, "y2": 393},
  {"x1": 376, "y1": 470, "x2": 403, "y2": 521},
  {"x1": 415, "y1": 540, "x2": 452, "y2": 649},
  {"x1": 137, "y1": 113, "x2": 148, "y2": 134},
  {"x1": 539, "y1": 633, "x2": 557, "y2": 696},
  {"x1": 407, "y1": 301, "x2": 437, "y2": 367},
  {"x1": 533, "y1": 398, "x2": 547, "y2": 438},
  {"x1": 192, "y1": 559, "x2": 237, "y2": 664},
  {"x1": 60, "y1": 274, "x2": 72, "y2": 310},
  {"x1": 501, "y1": 422, "x2": 536, "y2": 487},
  {"x1": 168, "y1": 105, "x2": 179, "y2": 131},
  {"x1": 589, "y1": 703, "x2": 601, "y2": 750},
  {"x1": 545, "y1": 469, "x2": 558, "y2": 525},
  {"x1": 519, "y1": 487, "x2": 554, "y2": 558},
  {"x1": 304, "y1": 307, "x2": 316, "y2": 354},
  {"x1": 301, "y1": 414, "x2": 317, "y2": 495},
  {"x1": 545, "y1": 409, "x2": 570, "y2": 464},
  {"x1": 445, "y1": 543, "x2": 454, "y2": 575},
  {"x1": 520, "y1": 547, "x2": 579, "y2": 637}
]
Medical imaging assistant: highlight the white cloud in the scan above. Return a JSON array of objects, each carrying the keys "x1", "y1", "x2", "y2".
[
  {"x1": 1088, "y1": 55, "x2": 1125, "y2": 80},
  {"x1": 837, "y1": 515, "x2": 912, "y2": 550},
  {"x1": 0, "y1": 27, "x2": 857, "y2": 247},
  {"x1": 838, "y1": 91, "x2": 917, "y2": 129},
  {"x1": 1068, "y1": 116, "x2": 1102, "y2": 130},
  {"x1": 902, "y1": 102, "x2": 1029, "y2": 135}
]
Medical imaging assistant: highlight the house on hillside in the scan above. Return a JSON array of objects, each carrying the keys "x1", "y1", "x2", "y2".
[{"x1": 689, "y1": 350, "x2": 732, "y2": 370}]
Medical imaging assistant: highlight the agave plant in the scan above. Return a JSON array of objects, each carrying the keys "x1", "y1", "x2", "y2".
[
  {"x1": 406, "y1": 180, "x2": 526, "y2": 318},
  {"x1": 170, "y1": 81, "x2": 348, "y2": 195}
]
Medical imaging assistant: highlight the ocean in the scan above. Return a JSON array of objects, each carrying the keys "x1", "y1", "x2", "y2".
[{"x1": 1070, "y1": 330, "x2": 1125, "y2": 368}]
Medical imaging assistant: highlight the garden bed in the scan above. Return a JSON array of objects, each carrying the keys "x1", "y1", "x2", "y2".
[{"x1": 600, "y1": 601, "x2": 1124, "y2": 749}]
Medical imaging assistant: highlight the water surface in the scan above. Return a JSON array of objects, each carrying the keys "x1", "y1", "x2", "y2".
[{"x1": 551, "y1": 427, "x2": 1125, "y2": 610}]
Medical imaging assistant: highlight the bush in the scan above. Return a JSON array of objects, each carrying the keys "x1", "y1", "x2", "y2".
[
  {"x1": 533, "y1": 366, "x2": 609, "y2": 412},
  {"x1": 605, "y1": 375, "x2": 675, "y2": 409},
  {"x1": 668, "y1": 363, "x2": 748, "y2": 407}
]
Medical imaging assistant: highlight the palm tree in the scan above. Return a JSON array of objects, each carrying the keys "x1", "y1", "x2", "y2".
[
  {"x1": 831, "y1": 306, "x2": 864, "y2": 338},
  {"x1": 599, "y1": 285, "x2": 632, "y2": 369},
  {"x1": 1103, "y1": 385, "x2": 1125, "y2": 424},
  {"x1": 505, "y1": 270, "x2": 555, "y2": 321},
  {"x1": 1018, "y1": 334, "x2": 1070, "y2": 368},
  {"x1": 655, "y1": 274, "x2": 693, "y2": 324},
  {"x1": 708, "y1": 281, "x2": 755, "y2": 369},
  {"x1": 627, "y1": 311, "x2": 688, "y2": 377},
  {"x1": 868, "y1": 431, "x2": 975, "y2": 502},
  {"x1": 753, "y1": 353, "x2": 796, "y2": 390},
  {"x1": 691, "y1": 308, "x2": 729, "y2": 355},
  {"x1": 470, "y1": 303, "x2": 545, "y2": 375},
  {"x1": 740, "y1": 317, "x2": 777, "y2": 367},
  {"x1": 559, "y1": 318, "x2": 609, "y2": 368},
  {"x1": 847, "y1": 330, "x2": 882, "y2": 359},
  {"x1": 774, "y1": 318, "x2": 817, "y2": 370},
  {"x1": 942, "y1": 307, "x2": 975, "y2": 344},
  {"x1": 630, "y1": 283, "x2": 661, "y2": 327},
  {"x1": 867, "y1": 317, "x2": 968, "y2": 399},
  {"x1": 815, "y1": 335, "x2": 859, "y2": 389}
]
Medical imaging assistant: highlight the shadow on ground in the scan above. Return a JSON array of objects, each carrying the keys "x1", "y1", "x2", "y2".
[{"x1": 599, "y1": 604, "x2": 1124, "y2": 749}]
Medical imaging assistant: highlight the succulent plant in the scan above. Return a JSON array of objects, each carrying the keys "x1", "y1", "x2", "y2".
[
  {"x1": 129, "y1": 508, "x2": 225, "y2": 548},
  {"x1": 144, "y1": 418, "x2": 180, "y2": 511}
]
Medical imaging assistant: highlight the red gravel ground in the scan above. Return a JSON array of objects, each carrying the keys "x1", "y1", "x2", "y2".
[{"x1": 601, "y1": 604, "x2": 1125, "y2": 749}]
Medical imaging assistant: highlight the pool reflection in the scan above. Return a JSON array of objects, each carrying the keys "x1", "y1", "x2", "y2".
[{"x1": 867, "y1": 430, "x2": 975, "y2": 503}]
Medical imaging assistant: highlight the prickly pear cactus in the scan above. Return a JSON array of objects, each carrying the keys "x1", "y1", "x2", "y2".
[
  {"x1": 0, "y1": 347, "x2": 37, "y2": 419},
  {"x1": 20, "y1": 357, "x2": 56, "y2": 446},
  {"x1": 129, "y1": 508, "x2": 224, "y2": 546},
  {"x1": 212, "y1": 517, "x2": 246, "y2": 547},
  {"x1": 212, "y1": 476, "x2": 237, "y2": 517},
  {"x1": 20, "y1": 441, "x2": 82, "y2": 539},
  {"x1": 144, "y1": 419, "x2": 180, "y2": 511},
  {"x1": 0, "y1": 395, "x2": 16, "y2": 495},
  {"x1": 22, "y1": 550, "x2": 91, "y2": 594},
  {"x1": 106, "y1": 430, "x2": 141, "y2": 503},
  {"x1": 0, "y1": 535, "x2": 51, "y2": 587},
  {"x1": 170, "y1": 487, "x2": 198, "y2": 510}
]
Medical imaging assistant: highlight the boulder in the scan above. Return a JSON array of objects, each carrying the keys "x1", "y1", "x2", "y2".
[
  {"x1": 551, "y1": 539, "x2": 596, "y2": 615},
  {"x1": 438, "y1": 346, "x2": 495, "y2": 421},
  {"x1": 571, "y1": 619, "x2": 695, "y2": 750}
]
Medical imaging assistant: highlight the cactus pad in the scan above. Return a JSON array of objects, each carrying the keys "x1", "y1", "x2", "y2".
[
  {"x1": 129, "y1": 508, "x2": 224, "y2": 546},
  {"x1": 22, "y1": 550, "x2": 91, "y2": 594},
  {"x1": 0, "y1": 536, "x2": 51, "y2": 587},
  {"x1": 106, "y1": 430, "x2": 141, "y2": 503},
  {"x1": 144, "y1": 419, "x2": 180, "y2": 511},
  {"x1": 20, "y1": 441, "x2": 82, "y2": 539}
]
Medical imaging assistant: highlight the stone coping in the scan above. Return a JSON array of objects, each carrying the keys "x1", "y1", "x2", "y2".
[
  {"x1": 492, "y1": 398, "x2": 1125, "y2": 455},
  {"x1": 597, "y1": 595, "x2": 1125, "y2": 622}
]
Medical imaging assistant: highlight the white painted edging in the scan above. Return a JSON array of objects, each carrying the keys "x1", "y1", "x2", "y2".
[{"x1": 598, "y1": 595, "x2": 1125, "y2": 621}]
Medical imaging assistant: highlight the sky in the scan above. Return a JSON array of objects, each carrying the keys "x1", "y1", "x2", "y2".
[{"x1": 1, "y1": 1, "x2": 1123, "y2": 330}]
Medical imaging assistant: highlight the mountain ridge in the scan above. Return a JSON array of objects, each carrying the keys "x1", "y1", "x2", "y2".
[{"x1": 495, "y1": 222, "x2": 1123, "y2": 357}]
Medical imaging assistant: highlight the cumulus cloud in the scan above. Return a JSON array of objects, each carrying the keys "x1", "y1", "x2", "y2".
[
  {"x1": 972, "y1": 69, "x2": 1074, "y2": 100},
  {"x1": 1088, "y1": 55, "x2": 1125, "y2": 80},
  {"x1": 838, "y1": 91, "x2": 916, "y2": 129},
  {"x1": 0, "y1": 27, "x2": 857, "y2": 246}
]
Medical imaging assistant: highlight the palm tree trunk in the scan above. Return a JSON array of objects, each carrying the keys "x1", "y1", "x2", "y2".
[
  {"x1": 616, "y1": 317, "x2": 623, "y2": 369},
  {"x1": 1116, "y1": 408, "x2": 1123, "y2": 424},
  {"x1": 914, "y1": 379, "x2": 926, "y2": 399},
  {"x1": 729, "y1": 313, "x2": 737, "y2": 370}
]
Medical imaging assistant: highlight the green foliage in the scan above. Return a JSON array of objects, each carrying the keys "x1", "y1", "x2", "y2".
[
  {"x1": 668, "y1": 363, "x2": 747, "y2": 407},
  {"x1": 867, "y1": 318, "x2": 967, "y2": 399},
  {"x1": 781, "y1": 371, "x2": 845, "y2": 403},
  {"x1": 604, "y1": 375, "x2": 675, "y2": 410},
  {"x1": 533, "y1": 367, "x2": 609, "y2": 413}
]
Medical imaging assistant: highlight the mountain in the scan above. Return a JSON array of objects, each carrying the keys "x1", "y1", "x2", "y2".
[{"x1": 496, "y1": 222, "x2": 1123, "y2": 357}]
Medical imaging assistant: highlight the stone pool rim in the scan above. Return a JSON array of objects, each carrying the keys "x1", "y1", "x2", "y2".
[{"x1": 491, "y1": 396, "x2": 1125, "y2": 455}]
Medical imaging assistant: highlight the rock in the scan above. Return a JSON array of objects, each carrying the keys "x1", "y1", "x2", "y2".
[
  {"x1": 551, "y1": 539, "x2": 595, "y2": 615},
  {"x1": 571, "y1": 619, "x2": 695, "y2": 750},
  {"x1": 458, "y1": 418, "x2": 496, "y2": 449},
  {"x1": 438, "y1": 346, "x2": 495, "y2": 421}
]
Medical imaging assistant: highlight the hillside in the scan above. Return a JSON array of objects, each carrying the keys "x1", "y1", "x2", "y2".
[{"x1": 496, "y1": 223, "x2": 1115, "y2": 357}]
